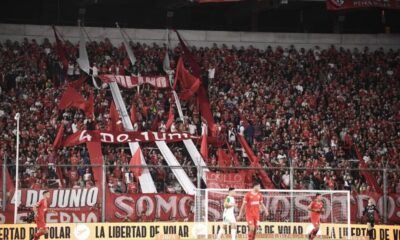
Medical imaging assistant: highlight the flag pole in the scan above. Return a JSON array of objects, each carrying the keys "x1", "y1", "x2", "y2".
[{"x1": 13, "y1": 113, "x2": 20, "y2": 224}]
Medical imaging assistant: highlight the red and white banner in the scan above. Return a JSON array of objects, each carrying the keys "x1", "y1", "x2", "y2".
[
  {"x1": 207, "y1": 191, "x2": 400, "y2": 224},
  {"x1": 1, "y1": 188, "x2": 400, "y2": 224},
  {"x1": 99, "y1": 74, "x2": 169, "y2": 89},
  {"x1": 62, "y1": 130, "x2": 194, "y2": 147},
  {"x1": 0, "y1": 188, "x2": 195, "y2": 223},
  {"x1": 1, "y1": 188, "x2": 101, "y2": 223},
  {"x1": 205, "y1": 172, "x2": 252, "y2": 189},
  {"x1": 327, "y1": 0, "x2": 400, "y2": 10},
  {"x1": 105, "y1": 192, "x2": 194, "y2": 222}
]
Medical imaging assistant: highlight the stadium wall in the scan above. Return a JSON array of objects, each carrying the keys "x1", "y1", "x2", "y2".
[{"x1": 0, "y1": 23, "x2": 399, "y2": 50}]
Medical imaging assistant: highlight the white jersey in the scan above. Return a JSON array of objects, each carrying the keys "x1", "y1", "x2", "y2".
[{"x1": 223, "y1": 196, "x2": 236, "y2": 224}]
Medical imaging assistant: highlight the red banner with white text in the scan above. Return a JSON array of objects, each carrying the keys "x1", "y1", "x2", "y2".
[
  {"x1": 99, "y1": 75, "x2": 169, "y2": 89},
  {"x1": 62, "y1": 130, "x2": 194, "y2": 147},
  {"x1": 105, "y1": 192, "x2": 194, "y2": 222},
  {"x1": 0, "y1": 188, "x2": 101, "y2": 224},
  {"x1": 327, "y1": 0, "x2": 400, "y2": 10},
  {"x1": 1, "y1": 188, "x2": 400, "y2": 224},
  {"x1": 205, "y1": 172, "x2": 252, "y2": 189}
]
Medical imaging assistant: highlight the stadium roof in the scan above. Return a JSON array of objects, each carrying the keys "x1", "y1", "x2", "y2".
[{"x1": 1, "y1": 0, "x2": 399, "y2": 33}]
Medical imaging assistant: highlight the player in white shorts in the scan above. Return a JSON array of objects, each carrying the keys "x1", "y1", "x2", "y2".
[{"x1": 217, "y1": 187, "x2": 237, "y2": 240}]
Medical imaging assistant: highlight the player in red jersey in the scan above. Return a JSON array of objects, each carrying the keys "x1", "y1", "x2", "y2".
[
  {"x1": 308, "y1": 193, "x2": 325, "y2": 240},
  {"x1": 31, "y1": 190, "x2": 51, "y2": 240},
  {"x1": 238, "y1": 183, "x2": 268, "y2": 240}
]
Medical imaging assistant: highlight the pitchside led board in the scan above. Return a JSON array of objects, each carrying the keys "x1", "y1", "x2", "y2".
[{"x1": 0, "y1": 222, "x2": 399, "y2": 240}]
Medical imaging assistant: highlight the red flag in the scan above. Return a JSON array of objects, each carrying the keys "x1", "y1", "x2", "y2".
[
  {"x1": 174, "y1": 30, "x2": 215, "y2": 128},
  {"x1": 226, "y1": 140, "x2": 240, "y2": 166},
  {"x1": 198, "y1": 87, "x2": 215, "y2": 127},
  {"x1": 173, "y1": 57, "x2": 201, "y2": 100},
  {"x1": 86, "y1": 142, "x2": 104, "y2": 196},
  {"x1": 217, "y1": 148, "x2": 229, "y2": 168},
  {"x1": 52, "y1": 123, "x2": 65, "y2": 149},
  {"x1": 58, "y1": 86, "x2": 93, "y2": 118},
  {"x1": 130, "y1": 103, "x2": 137, "y2": 124},
  {"x1": 68, "y1": 75, "x2": 87, "y2": 89},
  {"x1": 200, "y1": 131, "x2": 208, "y2": 161},
  {"x1": 130, "y1": 148, "x2": 142, "y2": 178},
  {"x1": 237, "y1": 134, "x2": 275, "y2": 189},
  {"x1": 52, "y1": 26, "x2": 69, "y2": 71},
  {"x1": 237, "y1": 134, "x2": 258, "y2": 163},
  {"x1": 174, "y1": 30, "x2": 201, "y2": 77},
  {"x1": 108, "y1": 101, "x2": 120, "y2": 131},
  {"x1": 165, "y1": 105, "x2": 174, "y2": 130}
]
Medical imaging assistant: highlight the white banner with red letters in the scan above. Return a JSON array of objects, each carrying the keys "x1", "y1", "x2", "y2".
[
  {"x1": 62, "y1": 130, "x2": 194, "y2": 147},
  {"x1": 99, "y1": 75, "x2": 169, "y2": 89}
]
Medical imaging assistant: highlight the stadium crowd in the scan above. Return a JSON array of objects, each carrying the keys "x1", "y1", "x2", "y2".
[{"x1": 0, "y1": 37, "x2": 399, "y2": 196}]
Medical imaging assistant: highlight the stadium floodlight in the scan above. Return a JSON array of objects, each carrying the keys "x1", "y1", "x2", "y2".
[{"x1": 195, "y1": 188, "x2": 351, "y2": 240}]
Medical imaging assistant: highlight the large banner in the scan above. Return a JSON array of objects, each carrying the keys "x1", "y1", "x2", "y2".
[
  {"x1": 105, "y1": 192, "x2": 194, "y2": 222},
  {"x1": 206, "y1": 192, "x2": 400, "y2": 224},
  {"x1": 0, "y1": 222, "x2": 399, "y2": 240},
  {"x1": 327, "y1": 0, "x2": 400, "y2": 10},
  {"x1": 1, "y1": 188, "x2": 400, "y2": 225},
  {"x1": 99, "y1": 75, "x2": 169, "y2": 89},
  {"x1": 63, "y1": 130, "x2": 193, "y2": 147},
  {"x1": 205, "y1": 172, "x2": 252, "y2": 189},
  {"x1": 0, "y1": 189, "x2": 193, "y2": 224},
  {"x1": 1, "y1": 188, "x2": 101, "y2": 224}
]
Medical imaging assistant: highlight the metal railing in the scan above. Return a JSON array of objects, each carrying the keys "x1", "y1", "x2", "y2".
[{"x1": 0, "y1": 160, "x2": 398, "y2": 224}]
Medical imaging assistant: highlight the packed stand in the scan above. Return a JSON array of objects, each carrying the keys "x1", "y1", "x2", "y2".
[{"x1": 0, "y1": 37, "x2": 399, "y2": 195}]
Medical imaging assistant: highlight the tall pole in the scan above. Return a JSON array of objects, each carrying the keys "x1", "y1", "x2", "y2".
[
  {"x1": 195, "y1": 159, "x2": 202, "y2": 222},
  {"x1": 101, "y1": 160, "x2": 106, "y2": 222},
  {"x1": 14, "y1": 113, "x2": 20, "y2": 224},
  {"x1": 383, "y1": 168, "x2": 388, "y2": 224},
  {"x1": 196, "y1": 160, "x2": 202, "y2": 191},
  {"x1": 2, "y1": 153, "x2": 7, "y2": 211},
  {"x1": 289, "y1": 160, "x2": 294, "y2": 222}
]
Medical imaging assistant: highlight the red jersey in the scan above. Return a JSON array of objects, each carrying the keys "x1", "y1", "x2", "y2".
[
  {"x1": 310, "y1": 200, "x2": 324, "y2": 223},
  {"x1": 36, "y1": 198, "x2": 48, "y2": 219},
  {"x1": 35, "y1": 198, "x2": 49, "y2": 229},
  {"x1": 244, "y1": 192, "x2": 263, "y2": 216}
]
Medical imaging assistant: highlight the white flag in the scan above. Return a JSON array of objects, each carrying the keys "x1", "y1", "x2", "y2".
[
  {"x1": 119, "y1": 28, "x2": 136, "y2": 66},
  {"x1": 172, "y1": 90, "x2": 184, "y2": 123},
  {"x1": 76, "y1": 27, "x2": 90, "y2": 74}
]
